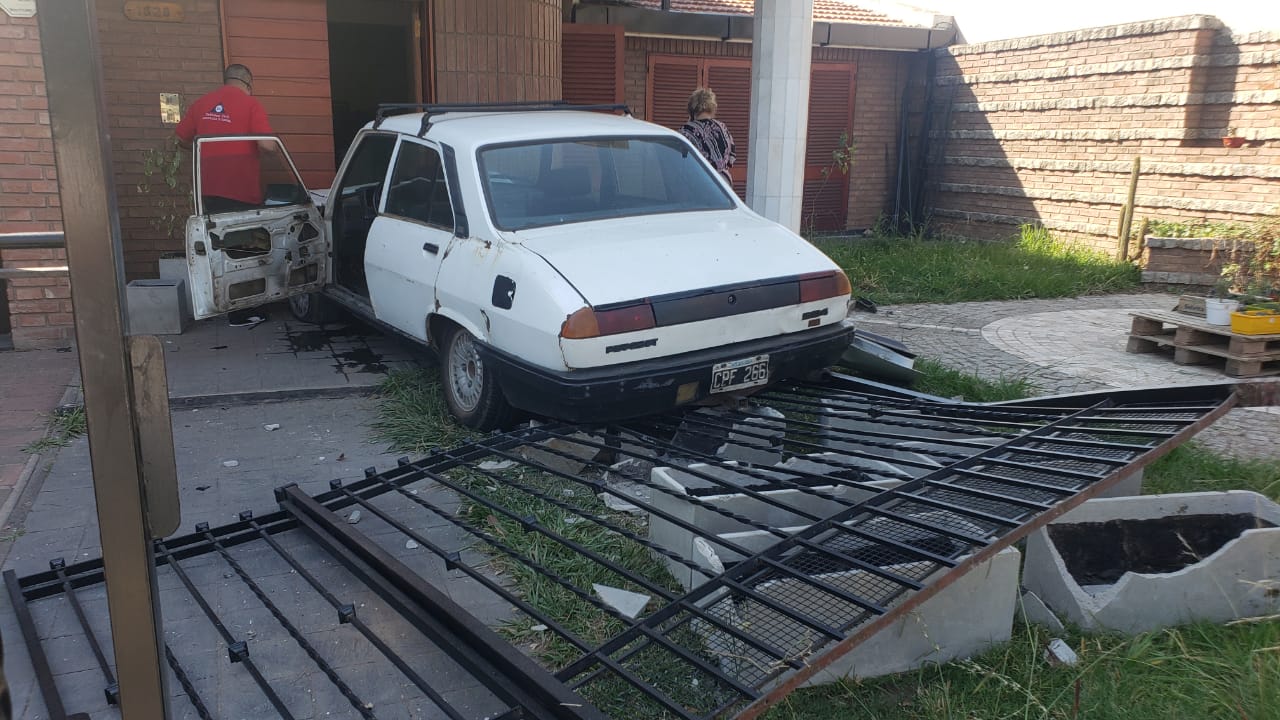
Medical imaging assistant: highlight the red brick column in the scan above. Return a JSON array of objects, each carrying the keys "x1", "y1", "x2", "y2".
[{"x1": 0, "y1": 11, "x2": 72, "y2": 350}]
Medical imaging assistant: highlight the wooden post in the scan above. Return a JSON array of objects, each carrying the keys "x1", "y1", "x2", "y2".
[
  {"x1": 1117, "y1": 156, "x2": 1141, "y2": 261},
  {"x1": 1133, "y1": 217, "x2": 1150, "y2": 262}
]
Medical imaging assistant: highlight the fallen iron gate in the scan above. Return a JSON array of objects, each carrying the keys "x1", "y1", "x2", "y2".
[{"x1": 5, "y1": 378, "x2": 1236, "y2": 719}]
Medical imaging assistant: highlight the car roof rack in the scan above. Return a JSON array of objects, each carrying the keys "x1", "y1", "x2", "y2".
[{"x1": 373, "y1": 101, "x2": 633, "y2": 137}]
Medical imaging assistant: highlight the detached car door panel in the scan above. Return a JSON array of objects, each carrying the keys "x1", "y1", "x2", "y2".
[{"x1": 185, "y1": 135, "x2": 327, "y2": 319}]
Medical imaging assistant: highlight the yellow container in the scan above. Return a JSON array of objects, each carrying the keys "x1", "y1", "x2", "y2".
[{"x1": 1230, "y1": 310, "x2": 1280, "y2": 335}]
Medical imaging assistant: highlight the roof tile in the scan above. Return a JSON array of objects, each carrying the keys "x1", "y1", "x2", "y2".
[{"x1": 626, "y1": 0, "x2": 905, "y2": 26}]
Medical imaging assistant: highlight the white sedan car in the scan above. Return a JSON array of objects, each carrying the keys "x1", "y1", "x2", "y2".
[{"x1": 184, "y1": 104, "x2": 853, "y2": 429}]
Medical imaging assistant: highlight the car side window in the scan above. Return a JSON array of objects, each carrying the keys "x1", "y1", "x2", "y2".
[{"x1": 384, "y1": 141, "x2": 455, "y2": 231}]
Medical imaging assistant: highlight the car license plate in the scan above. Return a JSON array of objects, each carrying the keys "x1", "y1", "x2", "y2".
[{"x1": 710, "y1": 355, "x2": 770, "y2": 394}]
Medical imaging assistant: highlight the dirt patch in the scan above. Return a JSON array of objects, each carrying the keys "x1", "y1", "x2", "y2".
[{"x1": 1048, "y1": 513, "x2": 1274, "y2": 586}]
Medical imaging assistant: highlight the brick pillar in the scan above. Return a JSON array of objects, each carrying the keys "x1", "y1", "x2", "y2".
[
  {"x1": 746, "y1": 0, "x2": 813, "y2": 232},
  {"x1": 0, "y1": 11, "x2": 73, "y2": 350}
]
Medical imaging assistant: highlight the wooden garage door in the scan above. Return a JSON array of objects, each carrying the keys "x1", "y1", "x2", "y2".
[
  {"x1": 802, "y1": 63, "x2": 856, "y2": 231},
  {"x1": 222, "y1": 0, "x2": 336, "y2": 188},
  {"x1": 647, "y1": 55, "x2": 750, "y2": 198},
  {"x1": 562, "y1": 24, "x2": 625, "y2": 105}
]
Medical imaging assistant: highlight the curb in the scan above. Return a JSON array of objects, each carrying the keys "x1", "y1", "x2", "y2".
[
  {"x1": 168, "y1": 384, "x2": 380, "y2": 408},
  {"x1": 55, "y1": 383, "x2": 380, "y2": 412},
  {"x1": 0, "y1": 365, "x2": 82, "y2": 533},
  {"x1": 0, "y1": 453, "x2": 40, "y2": 532}
]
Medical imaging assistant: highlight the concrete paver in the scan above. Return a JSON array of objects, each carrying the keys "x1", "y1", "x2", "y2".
[
  {"x1": 161, "y1": 303, "x2": 418, "y2": 402},
  {"x1": 0, "y1": 347, "x2": 78, "y2": 522}
]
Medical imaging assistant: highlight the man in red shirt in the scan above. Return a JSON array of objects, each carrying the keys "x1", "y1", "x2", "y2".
[{"x1": 176, "y1": 64, "x2": 274, "y2": 212}]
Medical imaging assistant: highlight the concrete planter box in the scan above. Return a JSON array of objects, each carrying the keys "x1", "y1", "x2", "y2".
[
  {"x1": 648, "y1": 462, "x2": 1020, "y2": 681},
  {"x1": 1024, "y1": 491, "x2": 1280, "y2": 633},
  {"x1": 126, "y1": 278, "x2": 191, "y2": 335}
]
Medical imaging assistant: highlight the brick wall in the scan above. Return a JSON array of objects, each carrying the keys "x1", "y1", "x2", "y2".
[
  {"x1": 927, "y1": 15, "x2": 1280, "y2": 252},
  {"x1": 1140, "y1": 237, "x2": 1250, "y2": 286},
  {"x1": 0, "y1": 11, "x2": 71, "y2": 350},
  {"x1": 96, "y1": 0, "x2": 223, "y2": 280},
  {"x1": 433, "y1": 0, "x2": 562, "y2": 103},
  {"x1": 623, "y1": 36, "x2": 915, "y2": 229}
]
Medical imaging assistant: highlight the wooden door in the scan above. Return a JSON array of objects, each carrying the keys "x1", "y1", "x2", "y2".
[
  {"x1": 647, "y1": 55, "x2": 750, "y2": 198},
  {"x1": 802, "y1": 63, "x2": 856, "y2": 232},
  {"x1": 221, "y1": 0, "x2": 336, "y2": 188}
]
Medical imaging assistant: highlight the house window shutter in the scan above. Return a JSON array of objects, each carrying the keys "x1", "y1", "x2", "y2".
[
  {"x1": 802, "y1": 63, "x2": 856, "y2": 231},
  {"x1": 704, "y1": 59, "x2": 751, "y2": 197},
  {"x1": 647, "y1": 56, "x2": 701, "y2": 129},
  {"x1": 562, "y1": 24, "x2": 625, "y2": 105},
  {"x1": 649, "y1": 56, "x2": 750, "y2": 199}
]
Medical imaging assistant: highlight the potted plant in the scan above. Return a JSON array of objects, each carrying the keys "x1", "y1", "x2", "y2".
[
  {"x1": 1204, "y1": 274, "x2": 1239, "y2": 325},
  {"x1": 1222, "y1": 128, "x2": 1246, "y2": 148}
]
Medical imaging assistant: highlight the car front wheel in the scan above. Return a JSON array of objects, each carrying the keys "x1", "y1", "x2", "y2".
[{"x1": 440, "y1": 325, "x2": 512, "y2": 430}]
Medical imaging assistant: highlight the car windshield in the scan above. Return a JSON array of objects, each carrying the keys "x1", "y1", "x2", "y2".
[{"x1": 478, "y1": 136, "x2": 735, "y2": 231}]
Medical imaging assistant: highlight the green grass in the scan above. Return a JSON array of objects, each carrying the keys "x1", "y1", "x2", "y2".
[
  {"x1": 911, "y1": 358, "x2": 1032, "y2": 402},
  {"x1": 370, "y1": 366, "x2": 478, "y2": 453},
  {"x1": 1144, "y1": 444, "x2": 1280, "y2": 502},
  {"x1": 768, "y1": 620, "x2": 1280, "y2": 720},
  {"x1": 23, "y1": 405, "x2": 86, "y2": 453},
  {"x1": 814, "y1": 226, "x2": 1140, "y2": 305}
]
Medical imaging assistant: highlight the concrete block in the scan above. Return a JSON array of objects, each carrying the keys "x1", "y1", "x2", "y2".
[
  {"x1": 647, "y1": 461, "x2": 901, "y2": 588},
  {"x1": 157, "y1": 253, "x2": 187, "y2": 282},
  {"x1": 819, "y1": 400, "x2": 1000, "y2": 477},
  {"x1": 1096, "y1": 468, "x2": 1144, "y2": 498},
  {"x1": 1024, "y1": 491, "x2": 1280, "y2": 634},
  {"x1": 127, "y1": 278, "x2": 192, "y2": 336},
  {"x1": 803, "y1": 547, "x2": 1020, "y2": 682}
]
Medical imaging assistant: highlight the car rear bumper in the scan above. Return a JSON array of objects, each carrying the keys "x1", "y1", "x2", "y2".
[{"x1": 479, "y1": 324, "x2": 853, "y2": 423}]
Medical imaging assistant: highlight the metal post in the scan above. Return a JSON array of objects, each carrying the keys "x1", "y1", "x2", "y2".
[{"x1": 36, "y1": 1, "x2": 171, "y2": 717}]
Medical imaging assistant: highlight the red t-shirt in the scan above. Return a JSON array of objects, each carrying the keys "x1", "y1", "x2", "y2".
[{"x1": 176, "y1": 85, "x2": 273, "y2": 206}]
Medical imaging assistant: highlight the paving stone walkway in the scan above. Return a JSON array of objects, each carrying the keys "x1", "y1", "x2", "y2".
[{"x1": 858, "y1": 292, "x2": 1280, "y2": 460}]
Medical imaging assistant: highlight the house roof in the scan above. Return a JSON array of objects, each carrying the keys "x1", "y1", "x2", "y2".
[{"x1": 623, "y1": 0, "x2": 908, "y2": 27}]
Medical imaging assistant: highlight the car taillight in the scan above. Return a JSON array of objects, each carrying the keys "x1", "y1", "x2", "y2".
[
  {"x1": 799, "y1": 271, "x2": 852, "y2": 303},
  {"x1": 560, "y1": 304, "x2": 656, "y2": 339}
]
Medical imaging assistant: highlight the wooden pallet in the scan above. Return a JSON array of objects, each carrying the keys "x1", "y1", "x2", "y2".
[{"x1": 1126, "y1": 310, "x2": 1280, "y2": 378}]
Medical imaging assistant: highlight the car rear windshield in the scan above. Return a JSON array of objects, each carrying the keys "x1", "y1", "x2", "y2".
[{"x1": 478, "y1": 136, "x2": 736, "y2": 231}]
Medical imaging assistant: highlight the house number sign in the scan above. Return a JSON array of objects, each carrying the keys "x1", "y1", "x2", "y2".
[
  {"x1": 0, "y1": 0, "x2": 36, "y2": 18},
  {"x1": 124, "y1": 1, "x2": 185, "y2": 22}
]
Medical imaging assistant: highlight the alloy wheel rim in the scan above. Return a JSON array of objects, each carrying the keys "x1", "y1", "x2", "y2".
[{"x1": 449, "y1": 333, "x2": 483, "y2": 412}]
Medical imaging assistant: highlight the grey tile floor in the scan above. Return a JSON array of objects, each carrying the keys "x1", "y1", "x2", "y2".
[{"x1": 160, "y1": 303, "x2": 419, "y2": 402}]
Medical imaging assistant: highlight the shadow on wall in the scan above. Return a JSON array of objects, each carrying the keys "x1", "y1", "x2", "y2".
[{"x1": 919, "y1": 15, "x2": 1278, "y2": 255}]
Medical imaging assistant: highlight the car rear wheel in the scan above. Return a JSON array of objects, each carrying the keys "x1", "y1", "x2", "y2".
[
  {"x1": 288, "y1": 291, "x2": 336, "y2": 324},
  {"x1": 440, "y1": 325, "x2": 512, "y2": 430}
]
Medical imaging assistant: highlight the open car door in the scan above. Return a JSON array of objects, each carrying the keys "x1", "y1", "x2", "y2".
[{"x1": 185, "y1": 135, "x2": 327, "y2": 319}]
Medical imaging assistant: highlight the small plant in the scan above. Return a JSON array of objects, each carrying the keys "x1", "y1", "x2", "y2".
[
  {"x1": 1148, "y1": 212, "x2": 1280, "y2": 298},
  {"x1": 803, "y1": 131, "x2": 857, "y2": 234},
  {"x1": 136, "y1": 137, "x2": 190, "y2": 243},
  {"x1": 23, "y1": 405, "x2": 87, "y2": 453}
]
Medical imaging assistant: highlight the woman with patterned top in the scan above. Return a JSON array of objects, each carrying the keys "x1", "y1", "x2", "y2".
[{"x1": 679, "y1": 88, "x2": 736, "y2": 184}]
